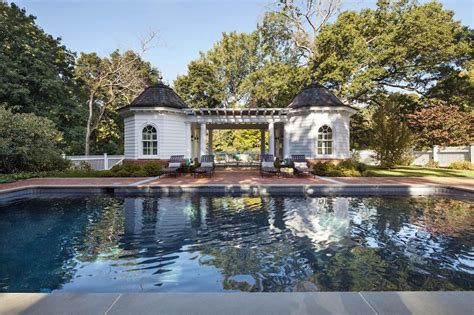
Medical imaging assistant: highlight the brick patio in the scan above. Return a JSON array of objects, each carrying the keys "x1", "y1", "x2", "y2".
[{"x1": 1, "y1": 169, "x2": 473, "y2": 192}]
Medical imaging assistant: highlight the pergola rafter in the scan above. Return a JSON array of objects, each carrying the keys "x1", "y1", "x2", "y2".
[{"x1": 184, "y1": 108, "x2": 289, "y2": 124}]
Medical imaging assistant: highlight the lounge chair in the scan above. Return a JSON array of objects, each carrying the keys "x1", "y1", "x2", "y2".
[
  {"x1": 194, "y1": 155, "x2": 215, "y2": 177},
  {"x1": 260, "y1": 154, "x2": 280, "y2": 177},
  {"x1": 291, "y1": 155, "x2": 311, "y2": 176},
  {"x1": 162, "y1": 155, "x2": 184, "y2": 177}
]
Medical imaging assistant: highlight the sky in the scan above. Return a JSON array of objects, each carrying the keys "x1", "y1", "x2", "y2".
[{"x1": 13, "y1": 0, "x2": 474, "y2": 83}]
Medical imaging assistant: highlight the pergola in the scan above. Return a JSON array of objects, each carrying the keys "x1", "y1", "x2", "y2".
[{"x1": 184, "y1": 108, "x2": 289, "y2": 158}]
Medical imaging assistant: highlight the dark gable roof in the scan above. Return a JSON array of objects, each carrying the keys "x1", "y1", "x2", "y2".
[
  {"x1": 288, "y1": 83, "x2": 346, "y2": 109},
  {"x1": 126, "y1": 82, "x2": 189, "y2": 109}
]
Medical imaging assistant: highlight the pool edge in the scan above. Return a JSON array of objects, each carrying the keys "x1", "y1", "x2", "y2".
[{"x1": 0, "y1": 183, "x2": 472, "y2": 204}]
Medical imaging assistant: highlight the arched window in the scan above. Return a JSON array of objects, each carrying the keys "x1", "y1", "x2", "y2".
[
  {"x1": 142, "y1": 125, "x2": 157, "y2": 155},
  {"x1": 317, "y1": 125, "x2": 333, "y2": 155}
]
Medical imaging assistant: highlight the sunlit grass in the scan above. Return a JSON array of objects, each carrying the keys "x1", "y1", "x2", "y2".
[{"x1": 366, "y1": 166, "x2": 474, "y2": 178}]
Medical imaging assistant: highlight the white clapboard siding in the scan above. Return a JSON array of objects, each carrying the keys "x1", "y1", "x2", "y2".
[
  {"x1": 286, "y1": 111, "x2": 351, "y2": 159},
  {"x1": 131, "y1": 112, "x2": 188, "y2": 159},
  {"x1": 124, "y1": 115, "x2": 136, "y2": 159}
]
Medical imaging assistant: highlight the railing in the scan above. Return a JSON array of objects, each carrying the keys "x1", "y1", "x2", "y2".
[
  {"x1": 64, "y1": 154, "x2": 124, "y2": 170},
  {"x1": 213, "y1": 152, "x2": 262, "y2": 166}
]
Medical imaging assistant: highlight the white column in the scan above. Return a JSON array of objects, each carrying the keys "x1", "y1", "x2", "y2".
[
  {"x1": 283, "y1": 123, "x2": 290, "y2": 159},
  {"x1": 470, "y1": 144, "x2": 474, "y2": 163},
  {"x1": 185, "y1": 123, "x2": 192, "y2": 159},
  {"x1": 260, "y1": 129, "x2": 265, "y2": 157},
  {"x1": 432, "y1": 145, "x2": 439, "y2": 162},
  {"x1": 103, "y1": 153, "x2": 108, "y2": 170},
  {"x1": 200, "y1": 123, "x2": 207, "y2": 159},
  {"x1": 268, "y1": 122, "x2": 275, "y2": 157},
  {"x1": 208, "y1": 129, "x2": 213, "y2": 154}
]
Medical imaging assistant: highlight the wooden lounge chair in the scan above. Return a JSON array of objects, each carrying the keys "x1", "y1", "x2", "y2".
[
  {"x1": 194, "y1": 155, "x2": 215, "y2": 177},
  {"x1": 162, "y1": 155, "x2": 184, "y2": 177},
  {"x1": 260, "y1": 154, "x2": 280, "y2": 177},
  {"x1": 291, "y1": 155, "x2": 311, "y2": 176}
]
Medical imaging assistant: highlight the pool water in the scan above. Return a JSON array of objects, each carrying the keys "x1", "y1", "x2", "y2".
[{"x1": 0, "y1": 195, "x2": 472, "y2": 292}]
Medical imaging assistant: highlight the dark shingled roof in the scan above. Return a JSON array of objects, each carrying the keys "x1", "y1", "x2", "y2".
[
  {"x1": 126, "y1": 82, "x2": 188, "y2": 109},
  {"x1": 288, "y1": 83, "x2": 346, "y2": 109}
]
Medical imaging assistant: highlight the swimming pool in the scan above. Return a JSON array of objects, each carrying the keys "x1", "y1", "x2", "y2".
[{"x1": 0, "y1": 195, "x2": 472, "y2": 292}]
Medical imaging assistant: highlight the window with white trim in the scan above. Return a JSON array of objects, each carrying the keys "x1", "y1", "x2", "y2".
[
  {"x1": 142, "y1": 125, "x2": 157, "y2": 155},
  {"x1": 317, "y1": 125, "x2": 333, "y2": 155}
]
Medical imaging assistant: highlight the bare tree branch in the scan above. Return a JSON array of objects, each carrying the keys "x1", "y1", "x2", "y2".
[{"x1": 275, "y1": 0, "x2": 342, "y2": 60}]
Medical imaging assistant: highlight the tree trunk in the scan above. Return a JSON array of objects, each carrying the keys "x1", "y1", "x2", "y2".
[{"x1": 85, "y1": 94, "x2": 94, "y2": 156}]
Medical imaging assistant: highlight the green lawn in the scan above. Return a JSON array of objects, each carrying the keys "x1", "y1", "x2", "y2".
[{"x1": 366, "y1": 166, "x2": 474, "y2": 178}]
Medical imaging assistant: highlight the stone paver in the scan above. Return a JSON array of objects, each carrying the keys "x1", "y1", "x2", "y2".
[
  {"x1": 0, "y1": 177, "x2": 147, "y2": 191},
  {"x1": 0, "y1": 293, "x2": 120, "y2": 315},
  {"x1": 0, "y1": 294, "x2": 46, "y2": 315},
  {"x1": 2, "y1": 292, "x2": 473, "y2": 315},
  {"x1": 361, "y1": 291, "x2": 474, "y2": 315},
  {"x1": 105, "y1": 292, "x2": 374, "y2": 315}
]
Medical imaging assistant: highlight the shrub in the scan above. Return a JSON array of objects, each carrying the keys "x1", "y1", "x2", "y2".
[
  {"x1": 114, "y1": 169, "x2": 131, "y2": 177},
  {"x1": 0, "y1": 106, "x2": 68, "y2": 173},
  {"x1": 132, "y1": 169, "x2": 148, "y2": 177},
  {"x1": 312, "y1": 160, "x2": 364, "y2": 177},
  {"x1": 339, "y1": 168, "x2": 361, "y2": 177},
  {"x1": 326, "y1": 169, "x2": 344, "y2": 177},
  {"x1": 313, "y1": 162, "x2": 336, "y2": 176},
  {"x1": 449, "y1": 161, "x2": 474, "y2": 170},
  {"x1": 356, "y1": 162, "x2": 368, "y2": 173},
  {"x1": 70, "y1": 161, "x2": 93, "y2": 171},
  {"x1": 99, "y1": 170, "x2": 114, "y2": 177},
  {"x1": 142, "y1": 162, "x2": 162, "y2": 176},
  {"x1": 274, "y1": 157, "x2": 281, "y2": 168},
  {"x1": 121, "y1": 162, "x2": 142, "y2": 173},
  {"x1": 425, "y1": 160, "x2": 439, "y2": 168},
  {"x1": 339, "y1": 159, "x2": 367, "y2": 173},
  {"x1": 338, "y1": 160, "x2": 357, "y2": 170}
]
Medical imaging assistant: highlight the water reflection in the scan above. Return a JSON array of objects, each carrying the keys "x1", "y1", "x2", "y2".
[{"x1": 0, "y1": 195, "x2": 472, "y2": 292}]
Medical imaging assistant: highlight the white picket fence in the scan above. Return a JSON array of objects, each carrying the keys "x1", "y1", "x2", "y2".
[
  {"x1": 65, "y1": 145, "x2": 473, "y2": 170},
  {"x1": 64, "y1": 154, "x2": 124, "y2": 170},
  {"x1": 356, "y1": 145, "x2": 474, "y2": 167}
]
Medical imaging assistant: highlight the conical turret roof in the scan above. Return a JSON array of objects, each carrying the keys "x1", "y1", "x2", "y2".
[
  {"x1": 128, "y1": 82, "x2": 188, "y2": 109},
  {"x1": 288, "y1": 83, "x2": 345, "y2": 109}
]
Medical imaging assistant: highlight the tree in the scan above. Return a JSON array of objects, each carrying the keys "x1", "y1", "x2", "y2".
[
  {"x1": 0, "y1": 105, "x2": 69, "y2": 173},
  {"x1": 350, "y1": 108, "x2": 373, "y2": 150},
  {"x1": 270, "y1": 0, "x2": 343, "y2": 63},
  {"x1": 371, "y1": 96, "x2": 413, "y2": 168},
  {"x1": 0, "y1": 2, "x2": 86, "y2": 153},
  {"x1": 75, "y1": 36, "x2": 160, "y2": 155},
  {"x1": 406, "y1": 102, "x2": 473, "y2": 148},
  {"x1": 174, "y1": 58, "x2": 225, "y2": 108},
  {"x1": 425, "y1": 60, "x2": 474, "y2": 112},
  {"x1": 175, "y1": 31, "x2": 263, "y2": 107},
  {"x1": 174, "y1": 12, "x2": 308, "y2": 110},
  {"x1": 312, "y1": 1, "x2": 471, "y2": 102}
]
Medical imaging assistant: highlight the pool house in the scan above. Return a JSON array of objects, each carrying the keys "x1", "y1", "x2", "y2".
[{"x1": 118, "y1": 82, "x2": 357, "y2": 162}]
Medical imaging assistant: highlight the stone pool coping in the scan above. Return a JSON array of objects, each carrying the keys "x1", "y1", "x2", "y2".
[
  {"x1": 1, "y1": 291, "x2": 473, "y2": 315},
  {"x1": 0, "y1": 179, "x2": 473, "y2": 204},
  {"x1": 0, "y1": 183, "x2": 473, "y2": 204}
]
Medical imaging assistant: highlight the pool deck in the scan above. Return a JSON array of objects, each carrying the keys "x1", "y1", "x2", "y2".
[
  {"x1": 1, "y1": 291, "x2": 473, "y2": 315},
  {"x1": 0, "y1": 170, "x2": 473, "y2": 202},
  {"x1": 0, "y1": 169, "x2": 473, "y2": 190}
]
